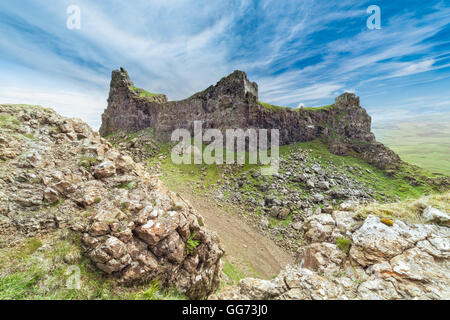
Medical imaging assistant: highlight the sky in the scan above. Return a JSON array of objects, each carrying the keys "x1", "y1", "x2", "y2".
[{"x1": 0, "y1": 0, "x2": 449, "y2": 130}]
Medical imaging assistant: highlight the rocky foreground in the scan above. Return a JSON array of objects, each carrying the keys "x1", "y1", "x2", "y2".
[
  {"x1": 0, "y1": 104, "x2": 223, "y2": 299},
  {"x1": 213, "y1": 201, "x2": 450, "y2": 299},
  {"x1": 1, "y1": 104, "x2": 449, "y2": 300}
]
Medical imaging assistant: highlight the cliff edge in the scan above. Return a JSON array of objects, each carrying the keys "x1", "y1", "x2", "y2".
[{"x1": 100, "y1": 68, "x2": 400, "y2": 170}]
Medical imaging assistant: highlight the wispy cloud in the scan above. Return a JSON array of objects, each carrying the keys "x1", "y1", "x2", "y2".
[{"x1": 0, "y1": 0, "x2": 449, "y2": 128}]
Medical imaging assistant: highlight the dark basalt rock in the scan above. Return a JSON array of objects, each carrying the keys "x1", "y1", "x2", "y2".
[{"x1": 100, "y1": 68, "x2": 400, "y2": 170}]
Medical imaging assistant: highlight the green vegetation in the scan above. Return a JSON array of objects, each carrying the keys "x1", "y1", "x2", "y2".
[
  {"x1": 279, "y1": 140, "x2": 442, "y2": 202},
  {"x1": 150, "y1": 136, "x2": 443, "y2": 206},
  {"x1": 49, "y1": 198, "x2": 64, "y2": 208},
  {"x1": 185, "y1": 233, "x2": 200, "y2": 255},
  {"x1": 0, "y1": 115, "x2": 20, "y2": 130},
  {"x1": 258, "y1": 101, "x2": 288, "y2": 111},
  {"x1": 139, "y1": 280, "x2": 160, "y2": 300},
  {"x1": 258, "y1": 101, "x2": 334, "y2": 112},
  {"x1": 0, "y1": 231, "x2": 185, "y2": 300},
  {"x1": 106, "y1": 126, "x2": 446, "y2": 220},
  {"x1": 79, "y1": 156, "x2": 99, "y2": 168},
  {"x1": 117, "y1": 181, "x2": 137, "y2": 190},
  {"x1": 374, "y1": 117, "x2": 450, "y2": 176},
  {"x1": 336, "y1": 237, "x2": 351, "y2": 254},
  {"x1": 303, "y1": 104, "x2": 334, "y2": 111},
  {"x1": 222, "y1": 260, "x2": 246, "y2": 285},
  {"x1": 267, "y1": 213, "x2": 293, "y2": 229},
  {"x1": 129, "y1": 86, "x2": 164, "y2": 102}
]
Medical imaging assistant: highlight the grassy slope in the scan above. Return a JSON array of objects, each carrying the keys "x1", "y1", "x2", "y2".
[
  {"x1": 0, "y1": 230, "x2": 185, "y2": 300},
  {"x1": 129, "y1": 86, "x2": 165, "y2": 102},
  {"x1": 357, "y1": 191, "x2": 449, "y2": 224},
  {"x1": 374, "y1": 119, "x2": 450, "y2": 176},
  {"x1": 152, "y1": 138, "x2": 442, "y2": 203},
  {"x1": 107, "y1": 130, "x2": 448, "y2": 294}
]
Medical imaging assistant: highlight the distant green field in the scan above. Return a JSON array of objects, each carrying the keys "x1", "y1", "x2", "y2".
[{"x1": 374, "y1": 117, "x2": 450, "y2": 176}]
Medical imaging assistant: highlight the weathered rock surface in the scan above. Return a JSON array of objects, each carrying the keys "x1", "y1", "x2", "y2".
[
  {"x1": 423, "y1": 206, "x2": 450, "y2": 226},
  {"x1": 0, "y1": 104, "x2": 224, "y2": 299},
  {"x1": 213, "y1": 207, "x2": 450, "y2": 300}
]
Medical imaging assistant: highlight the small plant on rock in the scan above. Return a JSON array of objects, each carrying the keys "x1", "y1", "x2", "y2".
[
  {"x1": 79, "y1": 156, "x2": 98, "y2": 168},
  {"x1": 186, "y1": 233, "x2": 200, "y2": 255},
  {"x1": 336, "y1": 237, "x2": 351, "y2": 254}
]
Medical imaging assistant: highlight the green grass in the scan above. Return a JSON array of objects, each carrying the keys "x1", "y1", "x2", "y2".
[
  {"x1": 110, "y1": 124, "x2": 446, "y2": 209},
  {"x1": 0, "y1": 115, "x2": 20, "y2": 130},
  {"x1": 258, "y1": 101, "x2": 288, "y2": 111},
  {"x1": 374, "y1": 117, "x2": 450, "y2": 176},
  {"x1": 258, "y1": 101, "x2": 334, "y2": 112},
  {"x1": 0, "y1": 231, "x2": 186, "y2": 300},
  {"x1": 302, "y1": 104, "x2": 334, "y2": 111},
  {"x1": 117, "y1": 181, "x2": 137, "y2": 190},
  {"x1": 129, "y1": 86, "x2": 165, "y2": 102},
  {"x1": 79, "y1": 156, "x2": 99, "y2": 168},
  {"x1": 222, "y1": 260, "x2": 246, "y2": 285},
  {"x1": 153, "y1": 136, "x2": 443, "y2": 204},
  {"x1": 185, "y1": 233, "x2": 200, "y2": 255},
  {"x1": 336, "y1": 238, "x2": 351, "y2": 254},
  {"x1": 280, "y1": 139, "x2": 442, "y2": 201}
]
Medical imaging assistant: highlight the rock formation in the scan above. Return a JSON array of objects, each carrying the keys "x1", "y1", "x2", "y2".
[
  {"x1": 213, "y1": 206, "x2": 450, "y2": 300},
  {"x1": 0, "y1": 104, "x2": 224, "y2": 299},
  {"x1": 100, "y1": 68, "x2": 400, "y2": 170}
]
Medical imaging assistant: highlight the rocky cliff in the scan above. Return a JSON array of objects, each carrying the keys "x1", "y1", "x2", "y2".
[
  {"x1": 100, "y1": 68, "x2": 400, "y2": 170},
  {"x1": 0, "y1": 104, "x2": 224, "y2": 299}
]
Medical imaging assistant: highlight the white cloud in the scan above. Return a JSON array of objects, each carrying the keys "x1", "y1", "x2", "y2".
[
  {"x1": 0, "y1": 0, "x2": 449, "y2": 129},
  {"x1": 0, "y1": 86, "x2": 106, "y2": 130},
  {"x1": 391, "y1": 59, "x2": 435, "y2": 78}
]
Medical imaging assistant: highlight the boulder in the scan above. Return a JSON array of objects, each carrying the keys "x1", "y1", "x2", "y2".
[{"x1": 423, "y1": 206, "x2": 449, "y2": 226}]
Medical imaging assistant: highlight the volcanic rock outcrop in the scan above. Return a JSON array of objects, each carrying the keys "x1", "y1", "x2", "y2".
[
  {"x1": 0, "y1": 104, "x2": 224, "y2": 299},
  {"x1": 100, "y1": 68, "x2": 400, "y2": 170},
  {"x1": 213, "y1": 205, "x2": 450, "y2": 300}
]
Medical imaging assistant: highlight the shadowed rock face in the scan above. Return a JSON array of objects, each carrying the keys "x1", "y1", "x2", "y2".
[{"x1": 100, "y1": 68, "x2": 400, "y2": 170}]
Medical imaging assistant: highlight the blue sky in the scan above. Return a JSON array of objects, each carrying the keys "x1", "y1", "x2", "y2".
[{"x1": 0, "y1": 0, "x2": 449, "y2": 129}]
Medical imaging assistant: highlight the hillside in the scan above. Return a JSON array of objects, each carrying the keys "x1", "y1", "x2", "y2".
[
  {"x1": 107, "y1": 128, "x2": 448, "y2": 253},
  {"x1": 106, "y1": 128, "x2": 450, "y2": 299},
  {"x1": 0, "y1": 104, "x2": 223, "y2": 299},
  {"x1": 0, "y1": 69, "x2": 449, "y2": 300},
  {"x1": 374, "y1": 114, "x2": 450, "y2": 176}
]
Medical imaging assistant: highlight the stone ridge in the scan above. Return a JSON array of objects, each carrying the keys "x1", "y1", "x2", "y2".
[{"x1": 100, "y1": 68, "x2": 400, "y2": 170}]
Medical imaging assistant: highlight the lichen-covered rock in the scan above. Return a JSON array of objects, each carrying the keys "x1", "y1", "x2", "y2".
[
  {"x1": 298, "y1": 243, "x2": 346, "y2": 275},
  {"x1": 0, "y1": 104, "x2": 224, "y2": 299},
  {"x1": 215, "y1": 210, "x2": 450, "y2": 300},
  {"x1": 350, "y1": 215, "x2": 430, "y2": 266},
  {"x1": 423, "y1": 206, "x2": 450, "y2": 226},
  {"x1": 303, "y1": 213, "x2": 335, "y2": 243}
]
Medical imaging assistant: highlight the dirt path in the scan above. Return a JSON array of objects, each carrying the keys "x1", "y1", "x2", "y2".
[{"x1": 178, "y1": 188, "x2": 293, "y2": 279}]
